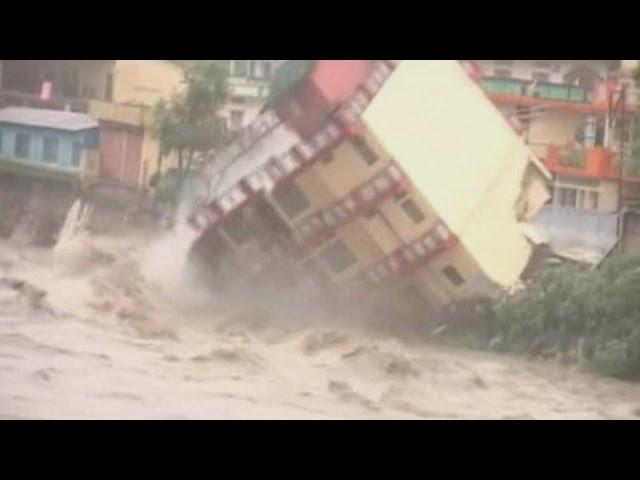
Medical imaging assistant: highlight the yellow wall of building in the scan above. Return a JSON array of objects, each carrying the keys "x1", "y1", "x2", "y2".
[
  {"x1": 72, "y1": 61, "x2": 115, "y2": 100},
  {"x1": 290, "y1": 170, "x2": 336, "y2": 218},
  {"x1": 88, "y1": 100, "x2": 146, "y2": 127},
  {"x1": 88, "y1": 99, "x2": 179, "y2": 188},
  {"x1": 357, "y1": 211, "x2": 404, "y2": 255},
  {"x1": 376, "y1": 190, "x2": 439, "y2": 241},
  {"x1": 361, "y1": 60, "x2": 550, "y2": 288},
  {"x1": 89, "y1": 61, "x2": 186, "y2": 187},
  {"x1": 313, "y1": 128, "x2": 392, "y2": 199},
  {"x1": 112, "y1": 60, "x2": 184, "y2": 107},
  {"x1": 313, "y1": 219, "x2": 386, "y2": 281}
]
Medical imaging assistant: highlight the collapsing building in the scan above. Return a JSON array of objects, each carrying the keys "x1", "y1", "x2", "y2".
[{"x1": 184, "y1": 60, "x2": 551, "y2": 321}]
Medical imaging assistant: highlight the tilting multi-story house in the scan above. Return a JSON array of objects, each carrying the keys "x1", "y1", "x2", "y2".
[{"x1": 184, "y1": 60, "x2": 551, "y2": 321}]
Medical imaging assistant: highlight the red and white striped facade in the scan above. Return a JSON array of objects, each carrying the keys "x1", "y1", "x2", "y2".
[{"x1": 186, "y1": 59, "x2": 461, "y2": 301}]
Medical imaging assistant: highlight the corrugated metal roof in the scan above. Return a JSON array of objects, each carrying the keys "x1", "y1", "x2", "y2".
[
  {"x1": 526, "y1": 205, "x2": 619, "y2": 264},
  {"x1": 0, "y1": 107, "x2": 98, "y2": 131}
]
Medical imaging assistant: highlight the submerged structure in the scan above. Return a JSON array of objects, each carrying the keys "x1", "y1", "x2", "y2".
[{"x1": 184, "y1": 60, "x2": 551, "y2": 322}]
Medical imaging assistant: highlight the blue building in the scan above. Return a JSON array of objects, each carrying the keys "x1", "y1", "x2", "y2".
[{"x1": 0, "y1": 107, "x2": 99, "y2": 182}]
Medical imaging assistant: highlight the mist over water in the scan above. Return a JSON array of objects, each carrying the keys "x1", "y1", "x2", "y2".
[{"x1": 2, "y1": 199, "x2": 640, "y2": 419}]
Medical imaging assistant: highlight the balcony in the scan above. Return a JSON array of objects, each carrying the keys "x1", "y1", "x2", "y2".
[
  {"x1": 291, "y1": 165, "x2": 408, "y2": 252},
  {"x1": 543, "y1": 146, "x2": 640, "y2": 181},
  {"x1": 348, "y1": 222, "x2": 458, "y2": 294},
  {"x1": 189, "y1": 61, "x2": 399, "y2": 240},
  {"x1": 480, "y1": 78, "x2": 593, "y2": 103}
]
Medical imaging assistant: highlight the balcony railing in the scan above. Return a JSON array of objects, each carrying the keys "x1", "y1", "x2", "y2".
[
  {"x1": 291, "y1": 165, "x2": 408, "y2": 252},
  {"x1": 480, "y1": 78, "x2": 593, "y2": 104},
  {"x1": 348, "y1": 222, "x2": 458, "y2": 294},
  {"x1": 190, "y1": 61, "x2": 400, "y2": 235},
  {"x1": 544, "y1": 146, "x2": 634, "y2": 179}
]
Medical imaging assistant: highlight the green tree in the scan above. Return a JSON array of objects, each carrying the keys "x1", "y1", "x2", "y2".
[{"x1": 152, "y1": 61, "x2": 230, "y2": 178}]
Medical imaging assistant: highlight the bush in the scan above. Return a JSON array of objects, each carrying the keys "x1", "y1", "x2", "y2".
[{"x1": 441, "y1": 256, "x2": 640, "y2": 379}]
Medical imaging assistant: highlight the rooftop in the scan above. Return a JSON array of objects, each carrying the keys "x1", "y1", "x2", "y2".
[{"x1": 0, "y1": 107, "x2": 98, "y2": 132}]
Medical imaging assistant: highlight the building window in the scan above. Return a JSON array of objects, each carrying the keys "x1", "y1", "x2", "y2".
[
  {"x1": 442, "y1": 265, "x2": 465, "y2": 287},
  {"x1": 71, "y1": 142, "x2": 83, "y2": 167},
  {"x1": 14, "y1": 133, "x2": 30, "y2": 159},
  {"x1": 42, "y1": 136, "x2": 58, "y2": 163},
  {"x1": 320, "y1": 240, "x2": 357, "y2": 274},
  {"x1": 400, "y1": 198, "x2": 426, "y2": 224},
  {"x1": 555, "y1": 186, "x2": 599, "y2": 210},
  {"x1": 352, "y1": 138, "x2": 378, "y2": 166},
  {"x1": 272, "y1": 181, "x2": 311, "y2": 219},
  {"x1": 230, "y1": 110, "x2": 244, "y2": 130},
  {"x1": 233, "y1": 60, "x2": 249, "y2": 77}
]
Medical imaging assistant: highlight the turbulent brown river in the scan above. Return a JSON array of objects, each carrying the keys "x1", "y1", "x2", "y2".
[{"x1": 2, "y1": 226, "x2": 640, "y2": 419}]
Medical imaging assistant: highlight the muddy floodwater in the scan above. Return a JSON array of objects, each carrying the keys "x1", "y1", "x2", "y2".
[{"x1": 1, "y1": 230, "x2": 640, "y2": 420}]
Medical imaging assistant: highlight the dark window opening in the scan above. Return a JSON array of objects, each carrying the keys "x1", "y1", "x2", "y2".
[
  {"x1": 14, "y1": 133, "x2": 30, "y2": 159},
  {"x1": 442, "y1": 266, "x2": 465, "y2": 287},
  {"x1": 352, "y1": 138, "x2": 378, "y2": 166},
  {"x1": 272, "y1": 181, "x2": 311, "y2": 219},
  {"x1": 320, "y1": 240, "x2": 357, "y2": 274},
  {"x1": 42, "y1": 136, "x2": 58, "y2": 163},
  {"x1": 401, "y1": 198, "x2": 426, "y2": 223}
]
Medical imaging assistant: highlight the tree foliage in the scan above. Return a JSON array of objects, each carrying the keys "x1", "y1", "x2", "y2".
[
  {"x1": 440, "y1": 257, "x2": 640, "y2": 379},
  {"x1": 152, "y1": 61, "x2": 230, "y2": 172}
]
